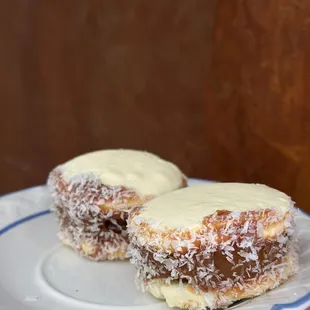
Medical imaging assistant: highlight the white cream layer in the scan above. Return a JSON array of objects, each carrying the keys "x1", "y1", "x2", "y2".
[
  {"x1": 61, "y1": 149, "x2": 185, "y2": 196},
  {"x1": 139, "y1": 183, "x2": 292, "y2": 229}
]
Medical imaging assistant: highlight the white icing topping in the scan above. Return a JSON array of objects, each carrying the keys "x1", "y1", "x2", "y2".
[
  {"x1": 139, "y1": 183, "x2": 293, "y2": 229},
  {"x1": 60, "y1": 149, "x2": 185, "y2": 196}
]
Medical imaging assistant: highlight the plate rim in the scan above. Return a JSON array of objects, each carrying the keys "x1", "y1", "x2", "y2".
[{"x1": 0, "y1": 179, "x2": 309, "y2": 310}]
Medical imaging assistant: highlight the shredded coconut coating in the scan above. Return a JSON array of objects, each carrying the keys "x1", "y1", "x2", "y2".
[
  {"x1": 128, "y1": 207, "x2": 299, "y2": 309},
  {"x1": 47, "y1": 169, "x2": 153, "y2": 260}
]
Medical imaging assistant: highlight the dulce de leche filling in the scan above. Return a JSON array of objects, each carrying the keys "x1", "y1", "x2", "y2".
[
  {"x1": 55, "y1": 205, "x2": 128, "y2": 242},
  {"x1": 133, "y1": 235, "x2": 292, "y2": 293},
  {"x1": 130, "y1": 209, "x2": 294, "y2": 292}
]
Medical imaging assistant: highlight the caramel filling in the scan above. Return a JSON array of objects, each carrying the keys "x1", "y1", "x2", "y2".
[
  {"x1": 135, "y1": 237, "x2": 290, "y2": 292},
  {"x1": 55, "y1": 205, "x2": 128, "y2": 241}
]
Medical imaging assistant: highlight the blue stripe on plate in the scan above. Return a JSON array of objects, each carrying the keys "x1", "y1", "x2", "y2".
[
  {"x1": 0, "y1": 184, "x2": 309, "y2": 310},
  {"x1": 271, "y1": 292, "x2": 310, "y2": 310},
  {"x1": 0, "y1": 209, "x2": 51, "y2": 236}
]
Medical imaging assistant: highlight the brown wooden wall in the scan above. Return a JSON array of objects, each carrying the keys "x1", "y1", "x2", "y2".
[
  {"x1": 205, "y1": 0, "x2": 310, "y2": 212},
  {"x1": 1, "y1": 0, "x2": 310, "y2": 212},
  {"x1": 0, "y1": 0, "x2": 216, "y2": 193}
]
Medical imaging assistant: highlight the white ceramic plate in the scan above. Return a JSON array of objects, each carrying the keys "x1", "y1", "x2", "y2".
[{"x1": 0, "y1": 179, "x2": 310, "y2": 310}]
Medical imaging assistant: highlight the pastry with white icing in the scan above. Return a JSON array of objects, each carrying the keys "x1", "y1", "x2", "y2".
[
  {"x1": 47, "y1": 149, "x2": 187, "y2": 260},
  {"x1": 128, "y1": 183, "x2": 298, "y2": 310}
]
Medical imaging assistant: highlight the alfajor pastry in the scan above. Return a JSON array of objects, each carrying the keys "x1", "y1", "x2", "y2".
[
  {"x1": 47, "y1": 149, "x2": 187, "y2": 261},
  {"x1": 128, "y1": 183, "x2": 298, "y2": 310}
]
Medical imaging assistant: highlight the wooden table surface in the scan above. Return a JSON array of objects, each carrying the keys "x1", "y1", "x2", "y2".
[{"x1": 1, "y1": 0, "x2": 310, "y2": 215}]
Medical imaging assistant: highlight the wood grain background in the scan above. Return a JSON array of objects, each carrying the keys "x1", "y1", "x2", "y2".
[
  {"x1": 205, "y1": 0, "x2": 310, "y2": 212},
  {"x1": 1, "y1": 0, "x2": 310, "y2": 212}
]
